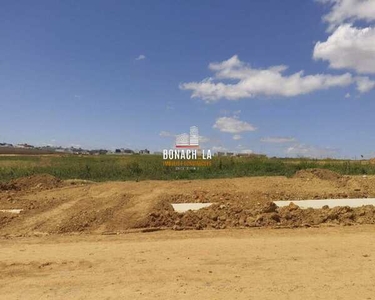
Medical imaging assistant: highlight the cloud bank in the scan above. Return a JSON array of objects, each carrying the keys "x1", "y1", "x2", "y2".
[
  {"x1": 319, "y1": 0, "x2": 375, "y2": 31},
  {"x1": 180, "y1": 55, "x2": 359, "y2": 102},
  {"x1": 314, "y1": 24, "x2": 375, "y2": 74},
  {"x1": 213, "y1": 116, "x2": 257, "y2": 133}
]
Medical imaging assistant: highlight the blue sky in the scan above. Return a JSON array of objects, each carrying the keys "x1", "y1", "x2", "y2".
[{"x1": 1, "y1": 0, "x2": 375, "y2": 158}]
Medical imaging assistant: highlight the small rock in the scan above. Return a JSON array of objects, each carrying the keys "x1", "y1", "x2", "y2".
[{"x1": 219, "y1": 215, "x2": 227, "y2": 221}]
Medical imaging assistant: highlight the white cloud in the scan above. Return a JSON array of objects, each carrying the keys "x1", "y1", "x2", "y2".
[
  {"x1": 345, "y1": 92, "x2": 351, "y2": 98},
  {"x1": 232, "y1": 134, "x2": 242, "y2": 140},
  {"x1": 213, "y1": 116, "x2": 257, "y2": 133},
  {"x1": 314, "y1": 24, "x2": 375, "y2": 74},
  {"x1": 180, "y1": 55, "x2": 354, "y2": 102},
  {"x1": 159, "y1": 131, "x2": 174, "y2": 137},
  {"x1": 319, "y1": 0, "x2": 375, "y2": 31},
  {"x1": 135, "y1": 54, "x2": 146, "y2": 61},
  {"x1": 261, "y1": 137, "x2": 296, "y2": 143},
  {"x1": 355, "y1": 76, "x2": 375, "y2": 93},
  {"x1": 286, "y1": 143, "x2": 339, "y2": 158}
]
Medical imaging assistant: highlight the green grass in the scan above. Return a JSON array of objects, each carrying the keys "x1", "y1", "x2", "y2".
[{"x1": 0, "y1": 155, "x2": 374, "y2": 182}]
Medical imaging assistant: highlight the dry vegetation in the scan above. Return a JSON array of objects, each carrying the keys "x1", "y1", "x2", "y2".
[{"x1": 1, "y1": 155, "x2": 375, "y2": 182}]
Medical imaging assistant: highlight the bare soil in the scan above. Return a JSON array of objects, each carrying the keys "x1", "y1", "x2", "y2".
[
  {"x1": 293, "y1": 168, "x2": 344, "y2": 181},
  {"x1": 2, "y1": 171, "x2": 375, "y2": 299},
  {"x1": 1, "y1": 227, "x2": 375, "y2": 299},
  {"x1": 1, "y1": 170, "x2": 375, "y2": 235}
]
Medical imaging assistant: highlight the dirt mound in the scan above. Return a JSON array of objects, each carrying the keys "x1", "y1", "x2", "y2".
[
  {"x1": 55, "y1": 207, "x2": 117, "y2": 233},
  {"x1": 0, "y1": 212, "x2": 18, "y2": 227},
  {"x1": 294, "y1": 169, "x2": 342, "y2": 181},
  {"x1": 159, "y1": 191, "x2": 250, "y2": 204},
  {"x1": 0, "y1": 182, "x2": 17, "y2": 191},
  {"x1": 8, "y1": 174, "x2": 62, "y2": 191},
  {"x1": 143, "y1": 201, "x2": 375, "y2": 230},
  {"x1": 3, "y1": 175, "x2": 375, "y2": 235}
]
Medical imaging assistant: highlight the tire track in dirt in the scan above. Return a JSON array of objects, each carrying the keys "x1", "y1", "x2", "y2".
[{"x1": 1, "y1": 193, "x2": 87, "y2": 235}]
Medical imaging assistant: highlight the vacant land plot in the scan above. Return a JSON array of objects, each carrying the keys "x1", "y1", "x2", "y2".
[
  {"x1": 1, "y1": 227, "x2": 375, "y2": 300},
  {"x1": 2, "y1": 169, "x2": 375, "y2": 299},
  {"x1": 1, "y1": 170, "x2": 375, "y2": 236}
]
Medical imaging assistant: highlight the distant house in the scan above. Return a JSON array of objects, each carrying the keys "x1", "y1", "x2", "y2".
[
  {"x1": 139, "y1": 149, "x2": 150, "y2": 155},
  {"x1": 89, "y1": 149, "x2": 108, "y2": 155},
  {"x1": 123, "y1": 148, "x2": 134, "y2": 154},
  {"x1": 236, "y1": 153, "x2": 267, "y2": 158},
  {"x1": 114, "y1": 148, "x2": 134, "y2": 155},
  {"x1": 55, "y1": 148, "x2": 67, "y2": 153},
  {"x1": 16, "y1": 143, "x2": 34, "y2": 149}
]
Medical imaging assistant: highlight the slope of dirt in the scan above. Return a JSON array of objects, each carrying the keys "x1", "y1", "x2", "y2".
[
  {"x1": 10, "y1": 174, "x2": 63, "y2": 191},
  {"x1": 0, "y1": 181, "x2": 166, "y2": 236},
  {"x1": 0, "y1": 212, "x2": 18, "y2": 227},
  {"x1": 2, "y1": 171, "x2": 375, "y2": 235},
  {"x1": 0, "y1": 174, "x2": 63, "y2": 192},
  {"x1": 294, "y1": 168, "x2": 342, "y2": 181}
]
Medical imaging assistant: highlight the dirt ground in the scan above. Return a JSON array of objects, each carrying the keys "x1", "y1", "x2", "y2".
[
  {"x1": 1, "y1": 170, "x2": 375, "y2": 235},
  {"x1": 1, "y1": 227, "x2": 375, "y2": 300},
  {"x1": 1, "y1": 171, "x2": 375, "y2": 298}
]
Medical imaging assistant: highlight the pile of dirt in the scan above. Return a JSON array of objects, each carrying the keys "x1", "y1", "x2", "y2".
[
  {"x1": 0, "y1": 182, "x2": 17, "y2": 191},
  {"x1": 3, "y1": 175, "x2": 375, "y2": 235},
  {"x1": 6, "y1": 174, "x2": 63, "y2": 191},
  {"x1": 160, "y1": 191, "x2": 251, "y2": 204},
  {"x1": 143, "y1": 201, "x2": 375, "y2": 230},
  {"x1": 0, "y1": 212, "x2": 18, "y2": 227},
  {"x1": 294, "y1": 168, "x2": 342, "y2": 181},
  {"x1": 55, "y1": 207, "x2": 118, "y2": 234}
]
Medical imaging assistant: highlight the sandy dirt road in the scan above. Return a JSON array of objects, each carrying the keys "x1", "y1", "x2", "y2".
[{"x1": 1, "y1": 226, "x2": 375, "y2": 300}]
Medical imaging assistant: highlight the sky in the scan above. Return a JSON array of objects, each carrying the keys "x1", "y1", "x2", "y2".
[{"x1": 1, "y1": 0, "x2": 375, "y2": 158}]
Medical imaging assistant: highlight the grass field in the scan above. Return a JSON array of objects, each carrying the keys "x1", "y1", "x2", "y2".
[{"x1": 1, "y1": 154, "x2": 375, "y2": 182}]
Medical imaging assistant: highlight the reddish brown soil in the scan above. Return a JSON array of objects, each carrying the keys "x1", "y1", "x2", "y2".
[
  {"x1": 0, "y1": 174, "x2": 63, "y2": 192},
  {"x1": 1, "y1": 170, "x2": 375, "y2": 236},
  {"x1": 143, "y1": 201, "x2": 375, "y2": 230},
  {"x1": 294, "y1": 168, "x2": 344, "y2": 181},
  {"x1": 0, "y1": 212, "x2": 17, "y2": 227}
]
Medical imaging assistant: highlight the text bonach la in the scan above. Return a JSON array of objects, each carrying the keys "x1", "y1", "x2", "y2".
[{"x1": 163, "y1": 149, "x2": 212, "y2": 160}]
